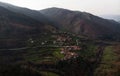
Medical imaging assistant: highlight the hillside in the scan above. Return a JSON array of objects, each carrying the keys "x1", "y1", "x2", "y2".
[
  {"x1": 0, "y1": 6, "x2": 56, "y2": 48},
  {"x1": 40, "y1": 7, "x2": 120, "y2": 40},
  {"x1": 0, "y1": 2, "x2": 60, "y2": 28}
]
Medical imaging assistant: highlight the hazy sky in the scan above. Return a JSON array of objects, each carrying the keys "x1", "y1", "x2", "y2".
[{"x1": 0, "y1": 0, "x2": 119, "y2": 15}]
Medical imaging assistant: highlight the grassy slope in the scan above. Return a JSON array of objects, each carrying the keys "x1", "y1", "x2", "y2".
[{"x1": 94, "y1": 45, "x2": 120, "y2": 76}]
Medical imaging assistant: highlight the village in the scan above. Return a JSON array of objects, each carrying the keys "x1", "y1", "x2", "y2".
[
  {"x1": 28, "y1": 32, "x2": 82, "y2": 60},
  {"x1": 60, "y1": 45, "x2": 81, "y2": 60}
]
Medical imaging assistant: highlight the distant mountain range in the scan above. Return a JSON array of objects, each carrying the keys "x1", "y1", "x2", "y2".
[
  {"x1": 100, "y1": 15, "x2": 120, "y2": 22},
  {"x1": 0, "y1": 2, "x2": 120, "y2": 48},
  {"x1": 40, "y1": 7, "x2": 120, "y2": 40}
]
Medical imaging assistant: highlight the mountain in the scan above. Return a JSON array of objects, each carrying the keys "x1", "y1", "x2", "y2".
[
  {"x1": 0, "y1": 2, "x2": 60, "y2": 28},
  {"x1": 40, "y1": 7, "x2": 120, "y2": 40},
  {"x1": 0, "y1": 2, "x2": 120, "y2": 48},
  {"x1": 0, "y1": 3, "x2": 57, "y2": 48}
]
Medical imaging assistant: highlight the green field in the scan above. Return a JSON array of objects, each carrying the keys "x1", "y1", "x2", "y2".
[{"x1": 94, "y1": 46, "x2": 119, "y2": 76}]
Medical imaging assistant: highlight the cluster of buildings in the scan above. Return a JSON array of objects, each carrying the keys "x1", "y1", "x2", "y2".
[
  {"x1": 60, "y1": 46, "x2": 81, "y2": 60},
  {"x1": 28, "y1": 33, "x2": 82, "y2": 60}
]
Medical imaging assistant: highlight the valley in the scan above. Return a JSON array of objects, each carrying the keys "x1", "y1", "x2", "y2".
[
  {"x1": 0, "y1": 32, "x2": 119, "y2": 76},
  {"x1": 0, "y1": 2, "x2": 120, "y2": 76}
]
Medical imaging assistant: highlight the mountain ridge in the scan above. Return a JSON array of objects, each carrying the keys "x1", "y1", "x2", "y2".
[
  {"x1": 40, "y1": 7, "x2": 120, "y2": 40},
  {"x1": 0, "y1": 2, "x2": 60, "y2": 29}
]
